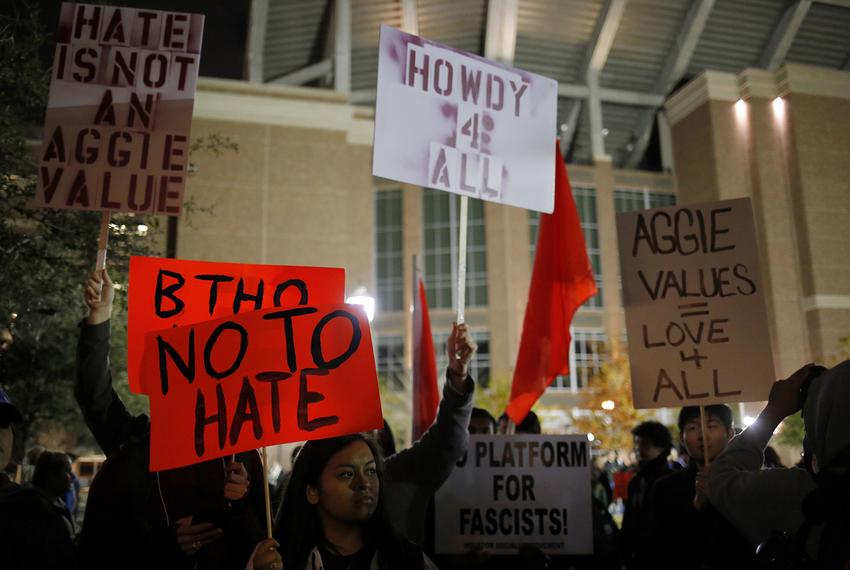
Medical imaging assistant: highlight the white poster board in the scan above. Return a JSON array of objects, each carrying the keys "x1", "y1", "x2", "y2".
[
  {"x1": 373, "y1": 25, "x2": 558, "y2": 213},
  {"x1": 616, "y1": 198, "x2": 774, "y2": 409},
  {"x1": 34, "y1": 3, "x2": 203, "y2": 215},
  {"x1": 434, "y1": 435, "x2": 593, "y2": 555}
]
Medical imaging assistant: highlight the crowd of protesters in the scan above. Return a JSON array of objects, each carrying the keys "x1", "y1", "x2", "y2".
[{"x1": 1, "y1": 270, "x2": 849, "y2": 569}]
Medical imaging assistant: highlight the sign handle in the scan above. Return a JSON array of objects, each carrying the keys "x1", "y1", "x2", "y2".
[
  {"x1": 96, "y1": 211, "x2": 110, "y2": 272},
  {"x1": 456, "y1": 196, "x2": 469, "y2": 324},
  {"x1": 699, "y1": 405, "x2": 710, "y2": 468},
  {"x1": 260, "y1": 446, "x2": 273, "y2": 538}
]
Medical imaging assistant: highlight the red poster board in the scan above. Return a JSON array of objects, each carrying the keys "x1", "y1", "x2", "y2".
[
  {"x1": 144, "y1": 304, "x2": 383, "y2": 471},
  {"x1": 128, "y1": 256, "x2": 345, "y2": 394}
]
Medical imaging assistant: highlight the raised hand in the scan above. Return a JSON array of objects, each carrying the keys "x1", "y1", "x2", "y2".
[{"x1": 84, "y1": 269, "x2": 115, "y2": 325}]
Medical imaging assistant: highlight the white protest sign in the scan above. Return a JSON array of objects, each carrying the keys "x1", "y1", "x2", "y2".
[
  {"x1": 434, "y1": 435, "x2": 593, "y2": 555},
  {"x1": 616, "y1": 197, "x2": 774, "y2": 409},
  {"x1": 373, "y1": 25, "x2": 558, "y2": 213},
  {"x1": 34, "y1": 3, "x2": 204, "y2": 215}
]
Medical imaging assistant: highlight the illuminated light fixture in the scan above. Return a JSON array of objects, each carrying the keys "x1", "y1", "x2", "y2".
[
  {"x1": 734, "y1": 98, "x2": 748, "y2": 123},
  {"x1": 587, "y1": 433, "x2": 595, "y2": 442},
  {"x1": 136, "y1": 224, "x2": 149, "y2": 236},
  {"x1": 744, "y1": 415, "x2": 757, "y2": 428},
  {"x1": 601, "y1": 400, "x2": 615, "y2": 411},
  {"x1": 772, "y1": 96, "x2": 786, "y2": 122},
  {"x1": 346, "y1": 294, "x2": 376, "y2": 323}
]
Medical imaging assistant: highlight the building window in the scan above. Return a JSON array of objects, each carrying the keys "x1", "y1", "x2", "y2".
[
  {"x1": 432, "y1": 330, "x2": 491, "y2": 387},
  {"x1": 376, "y1": 334, "x2": 405, "y2": 390},
  {"x1": 375, "y1": 190, "x2": 404, "y2": 312},
  {"x1": 528, "y1": 186, "x2": 602, "y2": 309},
  {"x1": 549, "y1": 328, "x2": 608, "y2": 392},
  {"x1": 614, "y1": 189, "x2": 676, "y2": 213},
  {"x1": 423, "y1": 189, "x2": 488, "y2": 309}
]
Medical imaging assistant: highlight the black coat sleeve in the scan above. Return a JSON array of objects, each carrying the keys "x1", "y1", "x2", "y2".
[{"x1": 75, "y1": 320, "x2": 148, "y2": 456}]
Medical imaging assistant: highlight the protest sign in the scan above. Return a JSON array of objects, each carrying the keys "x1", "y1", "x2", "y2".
[
  {"x1": 373, "y1": 25, "x2": 558, "y2": 214},
  {"x1": 434, "y1": 435, "x2": 593, "y2": 555},
  {"x1": 33, "y1": 3, "x2": 203, "y2": 214},
  {"x1": 617, "y1": 198, "x2": 774, "y2": 409},
  {"x1": 128, "y1": 257, "x2": 345, "y2": 394},
  {"x1": 144, "y1": 303, "x2": 383, "y2": 471}
]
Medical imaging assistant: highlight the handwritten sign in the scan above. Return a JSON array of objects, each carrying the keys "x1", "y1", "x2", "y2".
[
  {"x1": 144, "y1": 304, "x2": 383, "y2": 471},
  {"x1": 128, "y1": 256, "x2": 345, "y2": 394},
  {"x1": 373, "y1": 25, "x2": 557, "y2": 213},
  {"x1": 33, "y1": 3, "x2": 204, "y2": 214},
  {"x1": 434, "y1": 435, "x2": 593, "y2": 555},
  {"x1": 616, "y1": 198, "x2": 774, "y2": 408}
]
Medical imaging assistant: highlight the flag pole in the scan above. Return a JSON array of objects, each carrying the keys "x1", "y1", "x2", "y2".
[{"x1": 456, "y1": 195, "x2": 469, "y2": 325}]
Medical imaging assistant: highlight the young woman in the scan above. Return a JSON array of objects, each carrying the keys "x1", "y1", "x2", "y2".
[{"x1": 251, "y1": 433, "x2": 436, "y2": 570}]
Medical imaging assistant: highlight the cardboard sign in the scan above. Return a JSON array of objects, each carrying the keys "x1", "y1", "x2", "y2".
[
  {"x1": 128, "y1": 257, "x2": 345, "y2": 394},
  {"x1": 434, "y1": 435, "x2": 593, "y2": 555},
  {"x1": 373, "y1": 25, "x2": 558, "y2": 213},
  {"x1": 616, "y1": 198, "x2": 774, "y2": 409},
  {"x1": 33, "y1": 3, "x2": 204, "y2": 214},
  {"x1": 144, "y1": 304, "x2": 383, "y2": 471}
]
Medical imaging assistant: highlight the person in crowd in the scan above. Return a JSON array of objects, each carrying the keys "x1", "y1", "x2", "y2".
[
  {"x1": 0, "y1": 389, "x2": 77, "y2": 569},
  {"x1": 22, "y1": 445, "x2": 44, "y2": 483},
  {"x1": 76, "y1": 269, "x2": 266, "y2": 569},
  {"x1": 639, "y1": 405, "x2": 753, "y2": 569},
  {"x1": 469, "y1": 407, "x2": 497, "y2": 434},
  {"x1": 379, "y1": 321, "x2": 477, "y2": 546},
  {"x1": 32, "y1": 450, "x2": 76, "y2": 539},
  {"x1": 621, "y1": 420, "x2": 672, "y2": 566},
  {"x1": 251, "y1": 433, "x2": 437, "y2": 570},
  {"x1": 497, "y1": 410, "x2": 542, "y2": 434},
  {"x1": 64, "y1": 452, "x2": 81, "y2": 520},
  {"x1": 709, "y1": 362, "x2": 850, "y2": 567}
]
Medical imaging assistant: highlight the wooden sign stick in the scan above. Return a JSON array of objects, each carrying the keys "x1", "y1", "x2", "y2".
[
  {"x1": 261, "y1": 446, "x2": 273, "y2": 538},
  {"x1": 456, "y1": 195, "x2": 469, "y2": 325},
  {"x1": 699, "y1": 405, "x2": 710, "y2": 467},
  {"x1": 96, "y1": 211, "x2": 110, "y2": 272}
]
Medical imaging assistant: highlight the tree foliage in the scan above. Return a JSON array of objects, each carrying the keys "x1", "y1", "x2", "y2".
[
  {"x1": 0, "y1": 4, "x2": 235, "y2": 458},
  {"x1": 573, "y1": 355, "x2": 651, "y2": 453}
]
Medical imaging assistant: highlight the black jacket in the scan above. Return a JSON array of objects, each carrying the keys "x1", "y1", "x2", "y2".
[
  {"x1": 0, "y1": 473, "x2": 77, "y2": 570},
  {"x1": 75, "y1": 320, "x2": 266, "y2": 570},
  {"x1": 641, "y1": 466, "x2": 755, "y2": 570}
]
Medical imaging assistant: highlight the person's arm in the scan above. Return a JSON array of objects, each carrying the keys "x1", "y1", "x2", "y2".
[
  {"x1": 384, "y1": 323, "x2": 476, "y2": 490},
  {"x1": 708, "y1": 364, "x2": 818, "y2": 545},
  {"x1": 76, "y1": 269, "x2": 142, "y2": 456}
]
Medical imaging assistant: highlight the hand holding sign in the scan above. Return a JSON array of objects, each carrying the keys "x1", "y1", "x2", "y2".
[
  {"x1": 224, "y1": 461, "x2": 250, "y2": 501},
  {"x1": 447, "y1": 322, "x2": 477, "y2": 387},
  {"x1": 85, "y1": 269, "x2": 115, "y2": 325}
]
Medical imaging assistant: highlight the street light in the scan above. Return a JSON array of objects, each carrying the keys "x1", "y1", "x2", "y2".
[
  {"x1": 601, "y1": 400, "x2": 615, "y2": 411},
  {"x1": 346, "y1": 293, "x2": 375, "y2": 323}
]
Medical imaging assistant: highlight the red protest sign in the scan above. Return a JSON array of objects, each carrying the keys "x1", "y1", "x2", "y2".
[
  {"x1": 144, "y1": 304, "x2": 383, "y2": 471},
  {"x1": 33, "y1": 3, "x2": 204, "y2": 214},
  {"x1": 128, "y1": 256, "x2": 345, "y2": 394}
]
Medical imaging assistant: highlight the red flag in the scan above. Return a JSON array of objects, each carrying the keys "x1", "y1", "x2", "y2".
[
  {"x1": 506, "y1": 140, "x2": 598, "y2": 424},
  {"x1": 412, "y1": 264, "x2": 439, "y2": 440}
]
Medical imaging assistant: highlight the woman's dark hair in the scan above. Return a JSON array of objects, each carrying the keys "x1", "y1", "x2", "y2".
[{"x1": 274, "y1": 433, "x2": 421, "y2": 569}]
